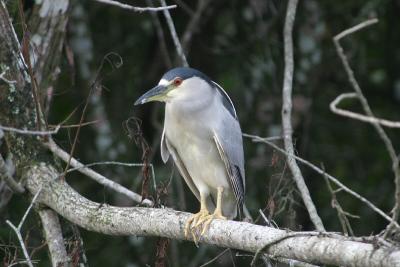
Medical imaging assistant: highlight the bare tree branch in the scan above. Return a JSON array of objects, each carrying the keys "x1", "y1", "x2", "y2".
[
  {"x1": 323, "y1": 164, "x2": 357, "y2": 236},
  {"x1": 181, "y1": 0, "x2": 212, "y2": 52},
  {"x1": 38, "y1": 209, "x2": 70, "y2": 267},
  {"x1": 5, "y1": 188, "x2": 42, "y2": 267},
  {"x1": 44, "y1": 138, "x2": 153, "y2": 206},
  {"x1": 0, "y1": 124, "x2": 60, "y2": 136},
  {"x1": 330, "y1": 93, "x2": 400, "y2": 128},
  {"x1": 199, "y1": 248, "x2": 229, "y2": 267},
  {"x1": 93, "y1": 0, "x2": 177, "y2": 12},
  {"x1": 281, "y1": 0, "x2": 325, "y2": 231},
  {"x1": 0, "y1": 121, "x2": 95, "y2": 137},
  {"x1": 159, "y1": 0, "x2": 189, "y2": 67},
  {"x1": 334, "y1": 18, "x2": 379, "y2": 40},
  {"x1": 24, "y1": 163, "x2": 400, "y2": 267},
  {"x1": 146, "y1": 0, "x2": 173, "y2": 68},
  {"x1": 333, "y1": 18, "x2": 400, "y2": 236},
  {"x1": 243, "y1": 133, "x2": 400, "y2": 229}
]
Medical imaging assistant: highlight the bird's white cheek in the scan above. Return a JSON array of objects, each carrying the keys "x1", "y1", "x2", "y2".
[
  {"x1": 167, "y1": 87, "x2": 191, "y2": 101},
  {"x1": 166, "y1": 88, "x2": 180, "y2": 98}
]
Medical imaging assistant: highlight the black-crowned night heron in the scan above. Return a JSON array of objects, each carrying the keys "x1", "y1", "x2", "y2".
[{"x1": 135, "y1": 67, "x2": 245, "y2": 239}]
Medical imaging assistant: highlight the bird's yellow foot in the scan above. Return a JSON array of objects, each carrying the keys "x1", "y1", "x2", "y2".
[
  {"x1": 184, "y1": 209, "x2": 209, "y2": 241},
  {"x1": 195, "y1": 209, "x2": 227, "y2": 236}
]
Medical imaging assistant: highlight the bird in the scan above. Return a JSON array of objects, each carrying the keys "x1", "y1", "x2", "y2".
[{"x1": 134, "y1": 67, "x2": 245, "y2": 240}]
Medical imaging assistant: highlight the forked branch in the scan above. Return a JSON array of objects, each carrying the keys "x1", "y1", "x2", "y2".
[{"x1": 333, "y1": 18, "x2": 400, "y2": 236}]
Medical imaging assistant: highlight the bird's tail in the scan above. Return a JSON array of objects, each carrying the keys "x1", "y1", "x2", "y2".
[{"x1": 238, "y1": 203, "x2": 253, "y2": 223}]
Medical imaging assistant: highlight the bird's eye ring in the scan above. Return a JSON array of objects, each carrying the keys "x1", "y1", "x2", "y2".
[{"x1": 173, "y1": 77, "x2": 183, "y2": 86}]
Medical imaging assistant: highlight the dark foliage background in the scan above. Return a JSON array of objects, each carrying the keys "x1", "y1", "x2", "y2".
[{"x1": 1, "y1": 0, "x2": 400, "y2": 266}]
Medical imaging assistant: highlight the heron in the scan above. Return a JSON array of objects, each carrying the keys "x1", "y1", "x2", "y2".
[{"x1": 135, "y1": 67, "x2": 245, "y2": 240}]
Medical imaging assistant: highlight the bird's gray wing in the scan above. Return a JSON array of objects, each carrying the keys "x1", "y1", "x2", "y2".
[
  {"x1": 212, "y1": 83, "x2": 245, "y2": 215},
  {"x1": 213, "y1": 132, "x2": 245, "y2": 208},
  {"x1": 161, "y1": 132, "x2": 200, "y2": 201}
]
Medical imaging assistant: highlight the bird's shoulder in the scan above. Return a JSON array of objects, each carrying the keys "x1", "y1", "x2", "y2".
[{"x1": 212, "y1": 81, "x2": 237, "y2": 120}]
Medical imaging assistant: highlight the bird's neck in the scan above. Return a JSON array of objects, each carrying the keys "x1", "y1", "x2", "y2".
[{"x1": 166, "y1": 89, "x2": 216, "y2": 115}]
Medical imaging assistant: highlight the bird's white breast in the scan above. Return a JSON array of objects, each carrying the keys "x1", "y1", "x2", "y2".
[{"x1": 164, "y1": 98, "x2": 230, "y2": 192}]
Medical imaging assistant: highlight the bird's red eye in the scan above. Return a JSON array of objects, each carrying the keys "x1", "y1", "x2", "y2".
[{"x1": 173, "y1": 77, "x2": 183, "y2": 86}]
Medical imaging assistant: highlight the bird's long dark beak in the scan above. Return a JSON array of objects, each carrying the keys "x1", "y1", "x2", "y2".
[{"x1": 134, "y1": 85, "x2": 167, "y2": 105}]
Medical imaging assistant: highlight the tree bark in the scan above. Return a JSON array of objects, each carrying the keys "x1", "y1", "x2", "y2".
[
  {"x1": 0, "y1": 1, "x2": 42, "y2": 171},
  {"x1": 25, "y1": 162, "x2": 400, "y2": 267},
  {"x1": 1, "y1": 2, "x2": 70, "y2": 266},
  {"x1": 38, "y1": 209, "x2": 70, "y2": 267},
  {"x1": 29, "y1": 0, "x2": 70, "y2": 95}
]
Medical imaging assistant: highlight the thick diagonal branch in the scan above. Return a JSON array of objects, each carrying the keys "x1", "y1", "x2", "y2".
[{"x1": 24, "y1": 162, "x2": 400, "y2": 267}]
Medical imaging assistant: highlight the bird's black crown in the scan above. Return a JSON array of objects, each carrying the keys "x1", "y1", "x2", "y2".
[{"x1": 162, "y1": 67, "x2": 213, "y2": 85}]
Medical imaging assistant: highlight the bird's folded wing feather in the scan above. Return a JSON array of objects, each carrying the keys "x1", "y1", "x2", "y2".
[
  {"x1": 212, "y1": 129, "x2": 245, "y2": 209},
  {"x1": 160, "y1": 128, "x2": 170, "y2": 163},
  {"x1": 212, "y1": 81, "x2": 245, "y2": 207}
]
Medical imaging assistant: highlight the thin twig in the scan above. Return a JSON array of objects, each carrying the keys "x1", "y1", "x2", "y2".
[
  {"x1": 330, "y1": 93, "x2": 400, "y2": 128},
  {"x1": 5, "y1": 188, "x2": 42, "y2": 267},
  {"x1": 181, "y1": 0, "x2": 211, "y2": 52},
  {"x1": 172, "y1": 0, "x2": 194, "y2": 15},
  {"x1": 242, "y1": 134, "x2": 282, "y2": 142},
  {"x1": 45, "y1": 138, "x2": 153, "y2": 206},
  {"x1": 281, "y1": 0, "x2": 325, "y2": 231},
  {"x1": 146, "y1": 0, "x2": 172, "y2": 68},
  {"x1": 18, "y1": 188, "x2": 43, "y2": 230},
  {"x1": 62, "y1": 88, "x2": 93, "y2": 178},
  {"x1": 334, "y1": 18, "x2": 379, "y2": 40},
  {"x1": 50, "y1": 120, "x2": 100, "y2": 129},
  {"x1": 244, "y1": 133, "x2": 400, "y2": 229},
  {"x1": 0, "y1": 125, "x2": 60, "y2": 136},
  {"x1": 333, "y1": 18, "x2": 400, "y2": 236},
  {"x1": 0, "y1": 154, "x2": 24, "y2": 193},
  {"x1": 322, "y1": 163, "x2": 357, "y2": 236},
  {"x1": 8, "y1": 260, "x2": 39, "y2": 267},
  {"x1": 0, "y1": 120, "x2": 97, "y2": 135},
  {"x1": 251, "y1": 232, "x2": 319, "y2": 266},
  {"x1": 93, "y1": 0, "x2": 177, "y2": 12},
  {"x1": 159, "y1": 0, "x2": 189, "y2": 67},
  {"x1": 65, "y1": 160, "x2": 157, "y2": 190},
  {"x1": 62, "y1": 52, "x2": 123, "y2": 179},
  {"x1": 199, "y1": 248, "x2": 230, "y2": 267}
]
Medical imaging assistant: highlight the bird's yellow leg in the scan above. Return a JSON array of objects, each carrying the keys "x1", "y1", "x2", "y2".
[
  {"x1": 184, "y1": 193, "x2": 210, "y2": 239},
  {"x1": 195, "y1": 187, "x2": 227, "y2": 236}
]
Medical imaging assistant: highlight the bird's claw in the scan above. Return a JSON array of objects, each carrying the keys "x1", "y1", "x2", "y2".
[
  {"x1": 185, "y1": 210, "x2": 227, "y2": 244},
  {"x1": 184, "y1": 209, "x2": 210, "y2": 243},
  {"x1": 196, "y1": 212, "x2": 226, "y2": 236}
]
